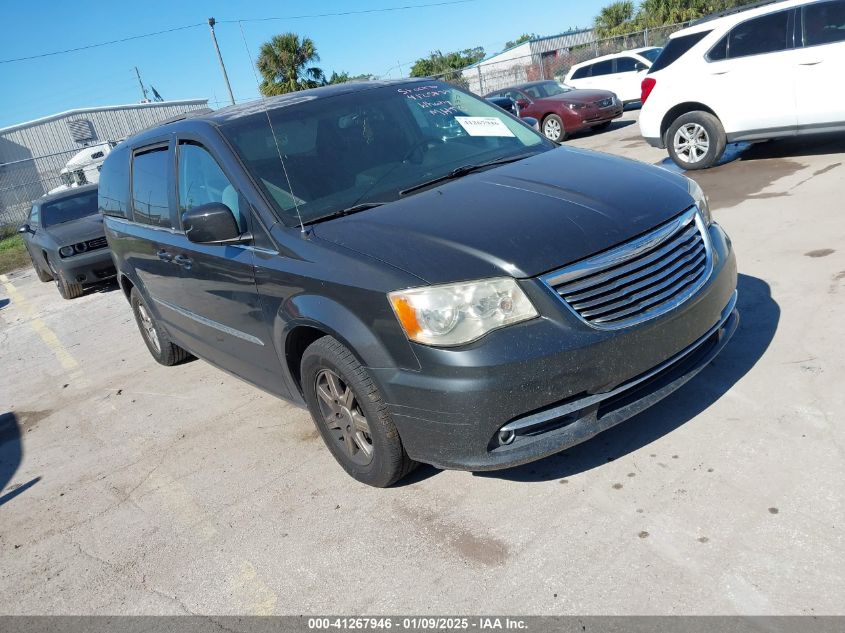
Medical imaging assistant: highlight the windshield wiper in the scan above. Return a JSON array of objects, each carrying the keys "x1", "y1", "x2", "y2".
[
  {"x1": 304, "y1": 201, "x2": 388, "y2": 225},
  {"x1": 399, "y1": 153, "x2": 536, "y2": 196}
]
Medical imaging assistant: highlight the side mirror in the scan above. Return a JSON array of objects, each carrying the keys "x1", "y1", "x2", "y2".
[
  {"x1": 516, "y1": 98, "x2": 530, "y2": 109},
  {"x1": 182, "y1": 202, "x2": 241, "y2": 244},
  {"x1": 18, "y1": 224, "x2": 32, "y2": 234}
]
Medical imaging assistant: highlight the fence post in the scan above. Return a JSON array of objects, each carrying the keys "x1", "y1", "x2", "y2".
[
  {"x1": 477, "y1": 66, "x2": 484, "y2": 95},
  {"x1": 644, "y1": 28, "x2": 649, "y2": 46}
]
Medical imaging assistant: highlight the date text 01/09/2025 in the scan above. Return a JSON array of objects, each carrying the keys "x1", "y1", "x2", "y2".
[{"x1": 306, "y1": 617, "x2": 528, "y2": 630}]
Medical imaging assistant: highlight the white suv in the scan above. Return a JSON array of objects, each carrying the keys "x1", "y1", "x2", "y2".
[
  {"x1": 639, "y1": 0, "x2": 845, "y2": 169},
  {"x1": 564, "y1": 47, "x2": 663, "y2": 103}
]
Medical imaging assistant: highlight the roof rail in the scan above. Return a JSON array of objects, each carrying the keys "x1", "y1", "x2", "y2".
[
  {"x1": 692, "y1": 0, "x2": 784, "y2": 24},
  {"x1": 145, "y1": 107, "x2": 214, "y2": 129}
]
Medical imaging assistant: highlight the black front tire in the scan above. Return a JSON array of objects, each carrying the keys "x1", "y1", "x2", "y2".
[
  {"x1": 31, "y1": 253, "x2": 53, "y2": 282},
  {"x1": 666, "y1": 111, "x2": 726, "y2": 170},
  {"x1": 301, "y1": 336, "x2": 417, "y2": 487},
  {"x1": 46, "y1": 257, "x2": 83, "y2": 300},
  {"x1": 130, "y1": 288, "x2": 189, "y2": 366}
]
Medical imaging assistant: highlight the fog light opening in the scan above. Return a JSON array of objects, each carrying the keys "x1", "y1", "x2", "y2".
[{"x1": 498, "y1": 429, "x2": 516, "y2": 445}]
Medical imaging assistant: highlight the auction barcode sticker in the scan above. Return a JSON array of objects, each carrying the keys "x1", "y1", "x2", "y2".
[{"x1": 454, "y1": 116, "x2": 515, "y2": 137}]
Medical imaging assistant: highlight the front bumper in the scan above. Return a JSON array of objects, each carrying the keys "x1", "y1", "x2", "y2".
[
  {"x1": 572, "y1": 104, "x2": 624, "y2": 131},
  {"x1": 55, "y1": 248, "x2": 116, "y2": 285},
  {"x1": 372, "y1": 222, "x2": 737, "y2": 471}
]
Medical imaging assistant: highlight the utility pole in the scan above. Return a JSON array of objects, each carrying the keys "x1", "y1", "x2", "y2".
[
  {"x1": 134, "y1": 66, "x2": 150, "y2": 103},
  {"x1": 208, "y1": 17, "x2": 236, "y2": 106}
]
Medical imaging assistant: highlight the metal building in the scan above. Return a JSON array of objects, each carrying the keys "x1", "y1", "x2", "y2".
[
  {"x1": 462, "y1": 29, "x2": 596, "y2": 95},
  {"x1": 0, "y1": 99, "x2": 209, "y2": 228}
]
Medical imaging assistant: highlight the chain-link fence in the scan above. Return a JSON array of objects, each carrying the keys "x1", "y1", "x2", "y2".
[
  {"x1": 459, "y1": 22, "x2": 689, "y2": 95},
  {"x1": 0, "y1": 148, "x2": 89, "y2": 230}
]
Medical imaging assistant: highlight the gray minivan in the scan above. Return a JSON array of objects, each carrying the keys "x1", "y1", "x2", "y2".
[{"x1": 99, "y1": 79, "x2": 738, "y2": 487}]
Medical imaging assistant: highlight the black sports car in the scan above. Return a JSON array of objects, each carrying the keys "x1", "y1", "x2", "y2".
[{"x1": 18, "y1": 184, "x2": 116, "y2": 299}]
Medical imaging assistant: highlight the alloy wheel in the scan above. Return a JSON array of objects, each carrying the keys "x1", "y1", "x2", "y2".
[
  {"x1": 543, "y1": 118, "x2": 562, "y2": 140},
  {"x1": 673, "y1": 123, "x2": 710, "y2": 164},
  {"x1": 137, "y1": 304, "x2": 161, "y2": 354},
  {"x1": 315, "y1": 369, "x2": 374, "y2": 466}
]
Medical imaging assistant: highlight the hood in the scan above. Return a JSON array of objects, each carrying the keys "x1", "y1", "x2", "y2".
[
  {"x1": 544, "y1": 89, "x2": 616, "y2": 104},
  {"x1": 46, "y1": 214, "x2": 106, "y2": 246},
  {"x1": 313, "y1": 147, "x2": 694, "y2": 284}
]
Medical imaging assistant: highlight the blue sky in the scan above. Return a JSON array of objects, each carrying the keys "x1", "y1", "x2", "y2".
[{"x1": 0, "y1": 0, "x2": 606, "y2": 128}]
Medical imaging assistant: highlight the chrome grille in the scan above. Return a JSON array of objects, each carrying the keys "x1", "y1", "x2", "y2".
[
  {"x1": 86, "y1": 236, "x2": 108, "y2": 250},
  {"x1": 541, "y1": 207, "x2": 712, "y2": 329}
]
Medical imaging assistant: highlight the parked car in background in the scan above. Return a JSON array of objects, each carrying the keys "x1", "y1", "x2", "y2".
[
  {"x1": 18, "y1": 184, "x2": 115, "y2": 299},
  {"x1": 564, "y1": 47, "x2": 663, "y2": 103},
  {"x1": 100, "y1": 79, "x2": 737, "y2": 487},
  {"x1": 486, "y1": 80, "x2": 623, "y2": 142},
  {"x1": 640, "y1": 0, "x2": 845, "y2": 169},
  {"x1": 486, "y1": 95, "x2": 539, "y2": 130}
]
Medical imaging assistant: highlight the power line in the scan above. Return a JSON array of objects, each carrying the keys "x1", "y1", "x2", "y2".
[
  {"x1": 0, "y1": 23, "x2": 204, "y2": 64},
  {"x1": 0, "y1": 0, "x2": 478, "y2": 65},
  {"x1": 221, "y1": 0, "x2": 477, "y2": 23}
]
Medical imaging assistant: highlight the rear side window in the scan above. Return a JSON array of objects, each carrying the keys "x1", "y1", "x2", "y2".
[
  {"x1": 571, "y1": 65, "x2": 591, "y2": 79},
  {"x1": 649, "y1": 31, "x2": 711, "y2": 72},
  {"x1": 804, "y1": 0, "x2": 845, "y2": 45},
  {"x1": 98, "y1": 145, "x2": 131, "y2": 219},
  {"x1": 614, "y1": 57, "x2": 638, "y2": 72},
  {"x1": 728, "y1": 10, "x2": 790, "y2": 58},
  {"x1": 591, "y1": 60, "x2": 614, "y2": 76},
  {"x1": 131, "y1": 146, "x2": 172, "y2": 228}
]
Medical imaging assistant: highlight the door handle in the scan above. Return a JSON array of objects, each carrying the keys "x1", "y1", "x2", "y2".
[
  {"x1": 157, "y1": 250, "x2": 173, "y2": 262},
  {"x1": 173, "y1": 255, "x2": 193, "y2": 269},
  {"x1": 799, "y1": 60, "x2": 822, "y2": 66},
  {"x1": 711, "y1": 71, "x2": 729, "y2": 75}
]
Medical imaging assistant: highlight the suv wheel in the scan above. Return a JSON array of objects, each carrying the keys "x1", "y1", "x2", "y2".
[
  {"x1": 130, "y1": 288, "x2": 189, "y2": 366},
  {"x1": 666, "y1": 111, "x2": 726, "y2": 170},
  {"x1": 31, "y1": 253, "x2": 53, "y2": 282},
  {"x1": 47, "y1": 257, "x2": 83, "y2": 300},
  {"x1": 542, "y1": 114, "x2": 567, "y2": 142},
  {"x1": 301, "y1": 336, "x2": 417, "y2": 487}
]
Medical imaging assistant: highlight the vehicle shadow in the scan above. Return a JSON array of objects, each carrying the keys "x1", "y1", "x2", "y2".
[
  {"x1": 1, "y1": 411, "x2": 43, "y2": 506},
  {"x1": 1, "y1": 412, "x2": 23, "y2": 503},
  {"x1": 660, "y1": 132, "x2": 845, "y2": 173},
  {"x1": 475, "y1": 273, "x2": 778, "y2": 483},
  {"x1": 84, "y1": 279, "x2": 120, "y2": 297},
  {"x1": 573, "y1": 119, "x2": 636, "y2": 139}
]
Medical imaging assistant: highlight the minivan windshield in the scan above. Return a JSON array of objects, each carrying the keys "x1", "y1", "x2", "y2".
[
  {"x1": 221, "y1": 82, "x2": 552, "y2": 225},
  {"x1": 41, "y1": 189, "x2": 99, "y2": 227}
]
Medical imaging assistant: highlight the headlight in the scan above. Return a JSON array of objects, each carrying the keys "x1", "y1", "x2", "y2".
[
  {"x1": 73, "y1": 241, "x2": 89, "y2": 253},
  {"x1": 59, "y1": 246, "x2": 75, "y2": 258},
  {"x1": 688, "y1": 178, "x2": 712, "y2": 225},
  {"x1": 565, "y1": 102, "x2": 586, "y2": 111},
  {"x1": 388, "y1": 278, "x2": 538, "y2": 347}
]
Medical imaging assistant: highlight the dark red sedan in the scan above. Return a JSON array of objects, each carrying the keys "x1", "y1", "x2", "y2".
[{"x1": 486, "y1": 80, "x2": 623, "y2": 142}]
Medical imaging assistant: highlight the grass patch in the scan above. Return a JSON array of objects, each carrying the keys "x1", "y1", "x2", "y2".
[{"x1": 0, "y1": 233, "x2": 29, "y2": 275}]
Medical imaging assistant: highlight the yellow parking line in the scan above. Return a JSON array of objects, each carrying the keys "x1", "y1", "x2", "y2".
[{"x1": 0, "y1": 273, "x2": 79, "y2": 371}]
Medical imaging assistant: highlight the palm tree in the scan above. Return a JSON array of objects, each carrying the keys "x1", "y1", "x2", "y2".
[
  {"x1": 257, "y1": 33, "x2": 324, "y2": 96},
  {"x1": 594, "y1": 0, "x2": 636, "y2": 37}
]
